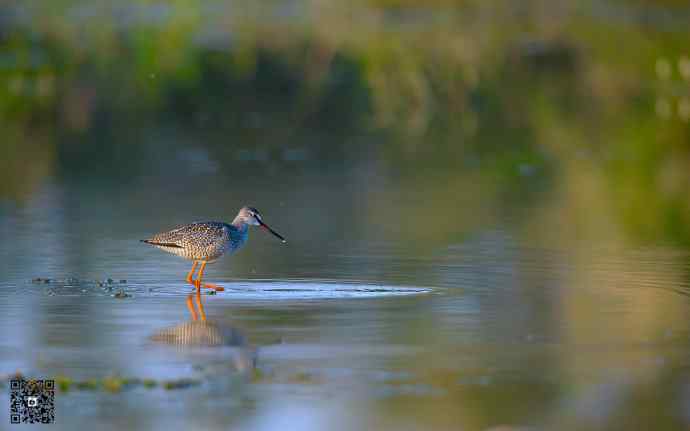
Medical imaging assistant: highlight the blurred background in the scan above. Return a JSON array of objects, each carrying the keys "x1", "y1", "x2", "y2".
[{"x1": 1, "y1": 0, "x2": 690, "y2": 430}]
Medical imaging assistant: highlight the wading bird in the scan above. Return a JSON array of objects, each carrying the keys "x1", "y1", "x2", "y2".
[{"x1": 141, "y1": 206, "x2": 286, "y2": 297}]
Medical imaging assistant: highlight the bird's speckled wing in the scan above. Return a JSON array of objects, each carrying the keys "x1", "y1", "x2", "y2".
[
  {"x1": 144, "y1": 222, "x2": 231, "y2": 261},
  {"x1": 155, "y1": 222, "x2": 227, "y2": 247}
]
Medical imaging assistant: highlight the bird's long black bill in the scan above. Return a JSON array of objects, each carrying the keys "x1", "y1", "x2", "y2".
[{"x1": 259, "y1": 220, "x2": 287, "y2": 243}]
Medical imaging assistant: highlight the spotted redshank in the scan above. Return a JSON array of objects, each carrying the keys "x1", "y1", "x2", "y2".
[{"x1": 141, "y1": 206, "x2": 286, "y2": 298}]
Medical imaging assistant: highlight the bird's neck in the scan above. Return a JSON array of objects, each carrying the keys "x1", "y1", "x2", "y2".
[{"x1": 231, "y1": 218, "x2": 249, "y2": 232}]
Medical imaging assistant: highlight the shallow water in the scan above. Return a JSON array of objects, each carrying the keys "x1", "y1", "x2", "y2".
[
  {"x1": 3, "y1": 168, "x2": 690, "y2": 430},
  {"x1": 2, "y1": 1, "x2": 690, "y2": 428}
]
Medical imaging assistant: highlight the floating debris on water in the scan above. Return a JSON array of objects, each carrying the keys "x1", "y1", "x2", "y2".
[
  {"x1": 102, "y1": 376, "x2": 124, "y2": 393},
  {"x1": 35, "y1": 280, "x2": 125, "y2": 294},
  {"x1": 142, "y1": 379, "x2": 157, "y2": 388},
  {"x1": 76, "y1": 379, "x2": 99, "y2": 391},
  {"x1": 113, "y1": 289, "x2": 131, "y2": 299},
  {"x1": 55, "y1": 375, "x2": 72, "y2": 392},
  {"x1": 163, "y1": 378, "x2": 200, "y2": 390},
  {"x1": 31, "y1": 277, "x2": 128, "y2": 287},
  {"x1": 12, "y1": 373, "x2": 200, "y2": 393}
]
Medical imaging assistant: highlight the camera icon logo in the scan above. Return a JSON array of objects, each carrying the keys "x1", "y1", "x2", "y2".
[{"x1": 26, "y1": 396, "x2": 39, "y2": 407}]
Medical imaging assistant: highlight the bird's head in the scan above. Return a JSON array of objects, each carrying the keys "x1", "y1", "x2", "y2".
[
  {"x1": 237, "y1": 206, "x2": 262, "y2": 226},
  {"x1": 236, "y1": 206, "x2": 286, "y2": 243}
]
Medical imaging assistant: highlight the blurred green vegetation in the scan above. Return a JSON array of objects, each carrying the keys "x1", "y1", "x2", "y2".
[{"x1": 1, "y1": 0, "x2": 689, "y2": 244}]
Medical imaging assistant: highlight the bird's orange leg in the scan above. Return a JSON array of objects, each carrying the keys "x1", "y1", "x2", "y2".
[
  {"x1": 195, "y1": 261, "x2": 207, "y2": 294},
  {"x1": 185, "y1": 260, "x2": 223, "y2": 291},
  {"x1": 194, "y1": 261, "x2": 225, "y2": 292},
  {"x1": 192, "y1": 263, "x2": 207, "y2": 321},
  {"x1": 186, "y1": 261, "x2": 199, "y2": 285},
  {"x1": 185, "y1": 261, "x2": 210, "y2": 320},
  {"x1": 186, "y1": 295, "x2": 198, "y2": 321}
]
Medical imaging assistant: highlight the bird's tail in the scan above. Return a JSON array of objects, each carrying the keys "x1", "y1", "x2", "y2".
[{"x1": 140, "y1": 239, "x2": 183, "y2": 248}]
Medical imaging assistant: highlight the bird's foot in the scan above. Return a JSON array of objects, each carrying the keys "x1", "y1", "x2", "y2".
[
  {"x1": 201, "y1": 283, "x2": 225, "y2": 292},
  {"x1": 189, "y1": 277, "x2": 224, "y2": 292},
  {"x1": 190, "y1": 279, "x2": 224, "y2": 292}
]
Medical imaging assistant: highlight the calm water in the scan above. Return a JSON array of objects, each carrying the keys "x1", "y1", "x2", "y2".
[
  {"x1": 2, "y1": 1, "x2": 690, "y2": 429},
  {"x1": 2, "y1": 136, "x2": 690, "y2": 431}
]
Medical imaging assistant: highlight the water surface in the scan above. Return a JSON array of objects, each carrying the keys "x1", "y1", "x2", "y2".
[
  {"x1": 2, "y1": 171, "x2": 690, "y2": 431},
  {"x1": 2, "y1": 1, "x2": 690, "y2": 430}
]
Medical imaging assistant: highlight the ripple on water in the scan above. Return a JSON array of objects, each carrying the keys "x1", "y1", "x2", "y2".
[
  {"x1": 26, "y1": 279, "x2": 434, "y2": 299},
  {"x1": 152, "y1": 280, "x2": 434, "y2": 299}
]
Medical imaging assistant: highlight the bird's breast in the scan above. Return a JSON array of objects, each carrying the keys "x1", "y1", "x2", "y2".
[{"x1": 227, "y1": 226, "x2": 248, "y2": 254}]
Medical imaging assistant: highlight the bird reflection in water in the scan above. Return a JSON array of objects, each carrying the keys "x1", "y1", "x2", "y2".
[
  {"x1": 185, "y1": 288, "x2": 208, "y2": 321},
  {"x1": 150, "y1": 296, "x2": 257, "y2": 374}
]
